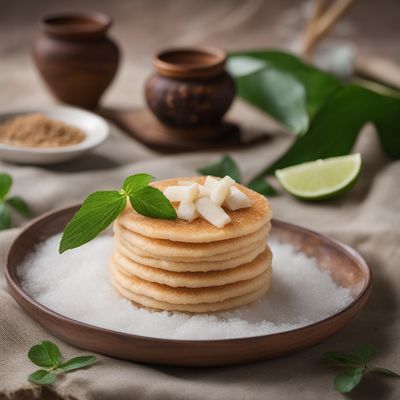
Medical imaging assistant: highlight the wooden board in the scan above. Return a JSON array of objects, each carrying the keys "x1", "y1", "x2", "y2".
[{"x1": 100, "y1": 108, "x2": 270, "y2": 153}]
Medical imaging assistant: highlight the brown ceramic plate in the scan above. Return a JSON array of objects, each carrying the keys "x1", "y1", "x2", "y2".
[{"x1": 5, "y1": 206, "x2": 371, "y2": 367}]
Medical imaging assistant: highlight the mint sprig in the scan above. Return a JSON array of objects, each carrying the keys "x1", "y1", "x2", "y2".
[
  {"x1": 59, "y1": 173, "x2": 176, "y2": 253},
  {"x1": 28, "y1": 340, "x2": 96, "y2": 385},
  {"x1": 198, "y1": 155, "x2": 277, "y2": 196},
  {"x1": 323, "y1": 344, "x2": 399, "y2": 393},
  {"x1": 0, "y1": 173, "x2": 30, "y2": 229}
]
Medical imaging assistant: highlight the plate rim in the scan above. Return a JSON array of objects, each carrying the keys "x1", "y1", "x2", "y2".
[{"x1": 4, "y1": 204, "x2": 372, "y2": 345}]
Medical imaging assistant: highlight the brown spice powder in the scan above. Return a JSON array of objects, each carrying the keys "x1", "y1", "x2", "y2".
[{"x1": 0, "y1": 113, "x2": 86, "y2": 148}]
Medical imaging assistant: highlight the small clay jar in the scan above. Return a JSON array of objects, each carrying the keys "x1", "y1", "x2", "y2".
[
  {"x1": 145, "y1": 47, "x2": 235, "y2": 129},
  {"x1": 32, "y1": 12, "x2": 120, "y2": 109}
]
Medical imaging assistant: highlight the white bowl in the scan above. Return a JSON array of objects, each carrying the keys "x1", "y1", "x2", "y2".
[{"x1": 0, "y1": 105, "x2": 109, "y2": 165}]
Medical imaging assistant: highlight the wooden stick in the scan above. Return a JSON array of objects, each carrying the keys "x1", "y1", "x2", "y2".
[
  {"x1": 300, "y1": 0, "x2": 326, "y2": 58},
  {"x1": 301, "y1": 0, "x2": 357, "y2": 58}
]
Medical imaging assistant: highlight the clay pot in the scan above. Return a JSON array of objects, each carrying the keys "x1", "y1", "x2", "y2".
[
  {"x1": 32, "y1": 12, "x2": 120, "y2": 109},
  {"x1": 145, "y1": 47, "x2": 235, "y2": 128}
]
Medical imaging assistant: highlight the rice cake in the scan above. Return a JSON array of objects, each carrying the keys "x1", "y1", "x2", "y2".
[
  {"x1": 111, "y1": 277, "x2": 270, "y2": 313},
  {"x1": 113, "y1": 238, "x2": 268, "y2": 272},
  {"x1": 116, "y1": 177, "x2": 271, "y2": 243},
  {"x1": 112, "y1": 247, "x2": 272, "y2": 288},
  {"x1": 113, "y1": 221, "x2": 270, "y2": 258},
  {"x1": 110, "y1": 260, "x2": 271, "y2": 305},
  {"x1": 114, "y1": 235, "x2": 267, "y2": 264}
]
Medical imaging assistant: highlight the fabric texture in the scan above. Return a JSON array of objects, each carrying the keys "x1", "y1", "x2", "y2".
[{"x1": 1, "y1": 1, "x2": 399, "y2": 399}]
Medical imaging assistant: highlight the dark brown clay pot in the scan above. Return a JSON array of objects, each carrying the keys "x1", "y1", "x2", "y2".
[
  {"x1": 32, "y1": 12, "x2": 120, "y2": 109},
  {"x1": 145, "y1": 47, "x2": 235, "y2": 128}
]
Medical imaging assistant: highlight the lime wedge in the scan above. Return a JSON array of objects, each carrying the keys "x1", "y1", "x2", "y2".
[{"x1": 275, "y1": 154, "x2": 362, "y2": 200}]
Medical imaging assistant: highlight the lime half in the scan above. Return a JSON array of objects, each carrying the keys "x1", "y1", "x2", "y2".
[{"x1": 275, "y1": 154, "x2": 362, "y2": 200}]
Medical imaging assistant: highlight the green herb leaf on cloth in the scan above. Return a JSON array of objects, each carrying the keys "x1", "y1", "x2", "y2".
[
  {"x1": 60, "y1": 356, "x2": 97, "y2": 372},
  {"x1": 27, "y1": 341, "x2": 97, "y2": 386},
  {"x1": 7, "y1": 195, "x2": 31, "y2": 217},
  {"x1": 198, "y1": 155, "x2": 277, "y2": 197},
  {"x1": 28, "y1": 370, "x2": 57, "y2": 385},
  {"x1": 323, "y1": 344, "x2": 399, "y2": 393},
  {"x1": 198, "y1": 155, "x2": 241, "y2": 182},
  {"x1": 334, "y1": 368, "x2": 365, "y2": 393},
  {"x1": 0, "y1": 172, "x2": 31, "y2": 229},
  {"x1": 0, "y1": 173, "x2": 12, "y2": 200},
  {"x1": 28, "y1": 340, "x2": 61, "y2": 369}
]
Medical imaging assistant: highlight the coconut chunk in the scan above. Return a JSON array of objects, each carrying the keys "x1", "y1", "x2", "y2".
[
  {"x1": 210, "y1": 176, "x2": 235, "y2": 206},
  {"x1": 204, "y1": 176, "x2": 219, "y2": 189},
  {"x1": 195, "y1": 197, "x2": 231, "y2": 228},
  {"x1": 198, "y1": 185, "x2": 211, "y2": 198},
  {"x1": 224, "y1": 186, "x2": 251, "y2": 211},
  {"x1": 177, "y1": 201, "x2": 199, "y2": 221},
  {"x1": 164, "y1": 184, "x2": 199, "y2": 202}
]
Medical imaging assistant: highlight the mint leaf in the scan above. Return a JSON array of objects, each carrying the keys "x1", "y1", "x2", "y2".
[
  {"x1": 357, "y1": 344, "x2": 377, "y2": 364},
  {"x1": 0, "y1": 173, "x2": 12, "y2": 200},
  {"x1": 129, "y1": 187, "x2": 177, "y2": 220},
  {"x1": 28, "y1": 341, "x2": 61, "y2": 369},
  {"x1": 123, "y1": 173, "x2": 153, "y2": 194},
  {"x1": 60, "y1": 355, "x2": 97, "y2": 372},
  {"x1": 0, "y1": 203, "x2": 11, "y2": 230},
  {"x1": 59, "y1": 191, "x2": 126, "y2": 253},
  {"x1": 248, "y1": 178, "x2": 277, "y2": 196},
  {"x1": 198, "y1": 155, "x2": 241, "y2": 182},
  {"x1": 370, "y1": 367, "x2": 400, "y2": 377},
  {"x1": 28, "y1": 369, "x2": 57, "y2": 385},
  {"x1": 334, "y1": 368, "x2": 364, "y2": 393},
  {"x1": 7, "y1": 195, "x2": 30, "y2": 217}
]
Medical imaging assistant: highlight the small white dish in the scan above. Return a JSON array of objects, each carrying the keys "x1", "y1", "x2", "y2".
[{"x1": 0, "y1": 105, "x2": 109, "y2": 165}]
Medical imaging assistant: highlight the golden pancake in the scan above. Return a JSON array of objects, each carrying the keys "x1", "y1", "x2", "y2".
[
  {"x1": 111, "y1": 277, "x2": 270, "y2": 313},
  {"x1": 113, "y1": 221, "x2": 270, "y2": 258},
  {"x1": 116, "y1": 177, "x2": 271, "y2": 243},
  {"x1": 114, "y1": 238, "x2": 268, "y2": 272},
  {"x1": 112, "y1": 247, "x2": 272, "y2": 288},
  {"x1": 114, "y1": 235, "x2": 267, "y2": 263},
  {"x1": 110, "y1": 260, "x2": 271, "y2": 304}
]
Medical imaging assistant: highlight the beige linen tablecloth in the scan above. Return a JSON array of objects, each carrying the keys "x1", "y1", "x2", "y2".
[
  {"x1": 0, "y1": 119, "x2": 399, "y2": 400},
  {"x1": 1, "y1": 1, "x2": 400, "y2": 399}
]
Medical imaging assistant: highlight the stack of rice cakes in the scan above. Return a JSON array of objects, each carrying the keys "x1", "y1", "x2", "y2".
[{"x1": 110, "y1": 177, "x2": 272, "y2": 313}]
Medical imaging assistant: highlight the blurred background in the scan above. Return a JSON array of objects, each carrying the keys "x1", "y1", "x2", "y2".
[{"x1": 1, "y1": 0, "x2": 399, "y2": 109}]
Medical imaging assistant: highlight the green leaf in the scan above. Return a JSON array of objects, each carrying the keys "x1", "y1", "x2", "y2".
[
  {"x1": 59, "y1": 191, "x2": 126, "y2": 253},
  {"x1": 247, "y1": 178, "x2": 277, "y2": 196},
  {"x1": 253, "y1": 85, "x2": 400, "y2": 177},
  {"x1": 129, "y1": 186, "x2": 177, "y2": 220},
  {"x1": 228, "y1": 50, "x2": 341, "y2": 133},
  {"x1": 0, "y1": 203, "x2": 11, "y2": 230},
  {"x1": 7, "y1": 195, "x2": 30, "y2": 217},
  {"x1": 233, "y1": 67, "x2": 308, "y2": 134},
  {"x1": 0, "y1": 173, "x2": 12, "y2": 200},
  {"x1": 60, "y1": 355, "x2": 97, "y2": 372},
  {"x1": 122, "y1": 173, "x2": 153, "y2": 195},
  {"x1": 370, "y1": 367, "x2": 400, "y2": 378},
  {"x1": 28, "y1": 341, "x2": 61, "y2": 369},
  {"x1": 28, "y1": 369, "x2": 57, "y2": 385},
  {"x1": 198, "y1": 155, "x2": 241, "y2": 182},
  {"x1": 323, "y1": 351, "x2": 362, "y2": 367},
  {"x1": 357, "y1": 344, "x2": 377, "y2": 364},
  {"x1": 334, "y1": 368, "x2": 365, "y2": 393}
]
